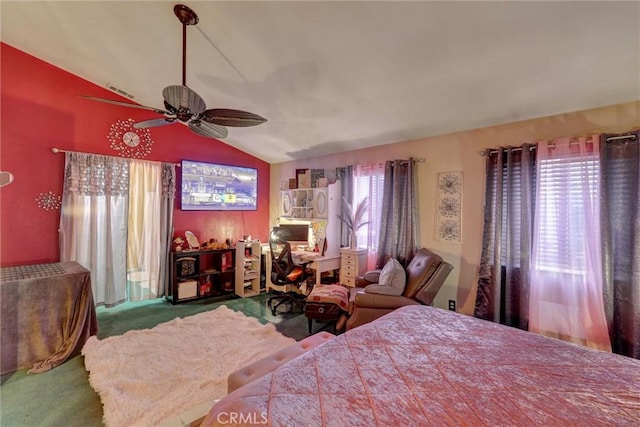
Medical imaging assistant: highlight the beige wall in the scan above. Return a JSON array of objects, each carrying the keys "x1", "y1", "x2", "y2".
[{"x1": 270, "y1": 101, "x2": 639, "y2": 315}]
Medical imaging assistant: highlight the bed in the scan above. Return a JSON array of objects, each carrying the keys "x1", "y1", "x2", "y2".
[{"x1": 199, "y1": 305, "x2": 640, "y2": 426}]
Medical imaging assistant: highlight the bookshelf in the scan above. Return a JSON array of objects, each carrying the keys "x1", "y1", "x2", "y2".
[{"x1": 235, "y1": 240, "x2": 262, "y2": 298}]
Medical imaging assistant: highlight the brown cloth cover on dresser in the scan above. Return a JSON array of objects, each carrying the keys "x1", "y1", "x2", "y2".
[
  {"x1": 200, "y1": 305, "x2": 640, "y2": 426},
  {"x1": 1, "y1": 262, "x2": 98, "y2": 374}
]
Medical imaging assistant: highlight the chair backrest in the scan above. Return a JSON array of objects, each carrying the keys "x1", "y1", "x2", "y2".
[
  {"x1": 269, "y1": 238, "x2": 298, "y2": 286},
  {"x1": 402, "y1": 248, "x2": 453, "y2": 303}
]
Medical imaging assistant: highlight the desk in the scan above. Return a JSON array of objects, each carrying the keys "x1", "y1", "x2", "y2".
[
  {"x1": 264, "y1": 249, "x2": 341, "y2": 291},
  {"x1": 0, "y1": 262, "x2": 98, "y2": 374},
  {"x1": 296, "y1": 252, "x2": 341, "y2": 286}
]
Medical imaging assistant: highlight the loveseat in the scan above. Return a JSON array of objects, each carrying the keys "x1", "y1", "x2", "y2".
[{"x1": 346, "y1": 247, "x2": 453, "y2": 330}]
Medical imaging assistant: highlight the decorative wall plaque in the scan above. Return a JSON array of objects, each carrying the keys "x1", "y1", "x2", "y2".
[{"x1": 437, "y1": 171, "x2": 463, "y2": 243}]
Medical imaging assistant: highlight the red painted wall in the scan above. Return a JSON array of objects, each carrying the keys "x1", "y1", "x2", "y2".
[{"x1": 0, "y1": 43, "x2": 271, "y2": 267}]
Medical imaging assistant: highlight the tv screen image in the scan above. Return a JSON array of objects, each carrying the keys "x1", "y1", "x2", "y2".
[{"x1": 181, "y1": 160, "x2": 258, "y2": 211}]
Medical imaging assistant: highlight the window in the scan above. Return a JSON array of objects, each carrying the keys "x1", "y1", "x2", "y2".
[
  {"x1": 528, "y1": 138, "x2": 610, "y2": 351},
  {"x1": 353, "y1": 164, "x2": 385, "y2": 251},
  {"x1": 485, "y1": 149, "x2": 536, "y2": 268},
  {"x1": 534, "y1": 154, "x2": 599, "y2": 274}
]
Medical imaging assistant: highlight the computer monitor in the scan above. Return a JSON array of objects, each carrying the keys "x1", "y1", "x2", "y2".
[{"x1": 270, "y1": 224, "x2": 310, "y2": 248}]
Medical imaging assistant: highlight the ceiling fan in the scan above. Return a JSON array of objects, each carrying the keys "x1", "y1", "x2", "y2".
[{"x1": 81, "y1": 4, "x2": 266, "y2": 139}]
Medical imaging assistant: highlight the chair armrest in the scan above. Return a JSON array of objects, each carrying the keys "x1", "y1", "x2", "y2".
[
  {"x1": 353, "y1": 292, "x2": 421, "y2": 310},
  {"x1": 355, "y1": 269, "x2": 382, "y2": 287},
  {"x1": 414, "y1": 261, "x2": 453, "y2": 305},
  {"x1": 355, "y1": 276, "x2": 371, "y2": 287}
]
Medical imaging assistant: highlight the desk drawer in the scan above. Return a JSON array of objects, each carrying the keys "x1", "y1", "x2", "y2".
[
  {"x1": 342, "y1": 264, "x2": 359, "y2": 276},
  {"x1": 343, "y1": 276, "x2": 356, "y2": 287},
  {"x1": 341, "y1": 258, "x2": 358, "y2": 269},
  {"x1": 340, "y1": 249, "x2": 367, "y2": 288},
  {"x1": 342, "y1": 255, "x2": 358, "y2": 265}
]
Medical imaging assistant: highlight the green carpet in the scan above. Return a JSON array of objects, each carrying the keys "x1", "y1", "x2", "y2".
[{"x1": 0, "y1": 293, "x2": 333, "y2": 427}]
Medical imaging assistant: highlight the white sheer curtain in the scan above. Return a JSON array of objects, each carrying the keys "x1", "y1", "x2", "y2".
[
  {"x1": 353, "y1": 163, "x2": 385, "y2": 270},
  {"x1": 127, "y1": 160, "x2": 162, "y2": 301},
  {"x1": 529, "y1": 137, "x2": 611, "y2": 351},
  {"x1": 60, "y1": 153, "x2": 175, "y2": 306},
  {"x1": 59, "y1": 153, "x2": 130, "y2": 307}
]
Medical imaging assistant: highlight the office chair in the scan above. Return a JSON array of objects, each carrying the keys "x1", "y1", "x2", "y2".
[{"x1": 267, "y1": 237, "x2": 313, "y2": 315}]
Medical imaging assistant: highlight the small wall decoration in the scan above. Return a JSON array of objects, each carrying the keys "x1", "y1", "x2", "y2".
[
  {"x1": 324, "y1": 168, "x2": 338, "y2": 184},
  {"x1": 296, "y1": 168, "x2": 310, "y2": 188},
  {"x1": 310, "y1": 169, "x2": 325, "y2": 188},
  {"x1": 107, "y1": 118, "x2": 154, "y2": 158},
  {"x1": 36, "y1": 191, "x2": 62, "y2": 211},
  {"x1": 0, "y1": 171, "x2": 14, "y2": 187},
  {"x1": 437, "y1": 171, "x2": 463, "y2": 243}
]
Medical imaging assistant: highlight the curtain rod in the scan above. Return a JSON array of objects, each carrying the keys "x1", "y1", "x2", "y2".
[
  {"x1": 51, "y1": 148, "x2": 181, "y2": 167},
  {"x1": 606, "y1": 134, "x2": 637, "y2": 142},
  {"x1": 478, "y1": 133, "x2": 637, "y2": 156},
  {"x1": 394, "y1": 158, "x2": 425, "y2": 165}
]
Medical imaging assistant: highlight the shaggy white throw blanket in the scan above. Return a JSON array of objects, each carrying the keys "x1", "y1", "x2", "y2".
[{"x1": 82, "y1": 305, "x2": 296, "y2": 427}]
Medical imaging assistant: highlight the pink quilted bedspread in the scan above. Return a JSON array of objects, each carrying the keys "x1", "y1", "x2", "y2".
[{"x1": 200, "y1": 305, "x2": 640, "y2": 426}]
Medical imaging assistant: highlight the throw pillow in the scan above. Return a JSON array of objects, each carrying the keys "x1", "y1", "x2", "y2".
[{"x1": 364, "y1": 258, "x2": 406, "y2": 296}]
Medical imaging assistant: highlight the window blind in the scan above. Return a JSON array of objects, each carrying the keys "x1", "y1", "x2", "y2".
[
  {"x1": 535, "y1": 155, "x2": 599, "y2": 273},
  {"x1": 354, "y1": 172, "x2": 384, "y2": 251}
]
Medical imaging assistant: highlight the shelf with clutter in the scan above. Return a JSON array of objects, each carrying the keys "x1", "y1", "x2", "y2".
[
  {"x1": 277, "y1": 180, "x2": 341, "y2": 259},
  {"x1": 173, "y1": 231, "x2": 235, "y2": 253},
  {"x1": 280, "y1": 188, "x2": 330, "y2": 219},
  {"x1": 279, "y1": 168, "x2": 338, "y2": 220},
  {"x1": 167, "y1": 231, "x2": 236, "y2": 304},
  {"x1": 235, "y1": 240, "x2": 263, "y2": 298}
]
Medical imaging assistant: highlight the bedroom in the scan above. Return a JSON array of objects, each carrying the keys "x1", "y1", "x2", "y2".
[{"x1": 1, "y1": 1, "x2": 639, "y2": 426}]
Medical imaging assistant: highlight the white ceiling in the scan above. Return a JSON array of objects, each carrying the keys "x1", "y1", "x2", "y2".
[{"x1": 2, "y1": 1, "x2": 639, "y2": 163}]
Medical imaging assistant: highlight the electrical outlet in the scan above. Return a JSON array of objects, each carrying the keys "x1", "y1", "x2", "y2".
[{"x1": 448, "y1": 300, "x2": 456, "y2": 311}]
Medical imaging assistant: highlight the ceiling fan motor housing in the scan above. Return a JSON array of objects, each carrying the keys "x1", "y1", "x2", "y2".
[{"x1": 174, "y1": 4, "x2": 199, "y2": 26}]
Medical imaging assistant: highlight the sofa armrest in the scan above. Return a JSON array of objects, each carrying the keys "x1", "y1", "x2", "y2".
[{"x1": 353, "y1": 292, "x2": 422, "y2": 310}]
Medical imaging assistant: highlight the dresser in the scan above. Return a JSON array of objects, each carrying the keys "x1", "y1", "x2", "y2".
[{"x1": 339, "y1": 248, "x2": 368, "y2": 287}]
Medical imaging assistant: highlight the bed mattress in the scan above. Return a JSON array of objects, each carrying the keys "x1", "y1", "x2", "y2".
[{"x1": 200, "y1": 305, "x2": 640, "y2": 426}]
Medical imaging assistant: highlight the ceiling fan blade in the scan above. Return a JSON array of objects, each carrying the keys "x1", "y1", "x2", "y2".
[
  {"x1": 200, "y1": 109, "x2": 267, "y2": 127},
  {"x1": 162, "y1": 85, "x2": 206, "y2": 115},
  {"x1": 79, "y1": 96, "x2": 169, "y2": 114},
  {"x1": 187, "y1": 120, "x2": 228, "y2": 139},
  {"x1": 133, "y1": 118, "x2": 176, "y2": 129}
]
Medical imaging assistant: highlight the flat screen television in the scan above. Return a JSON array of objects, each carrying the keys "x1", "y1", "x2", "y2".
[{"x1": 181, "y1": 160, "x2": 258, "y2": 211}]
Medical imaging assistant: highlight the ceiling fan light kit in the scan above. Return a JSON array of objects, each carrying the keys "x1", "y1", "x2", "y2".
[{"x1": 80, "y1": 4, "x2": 266, "y2": 139}]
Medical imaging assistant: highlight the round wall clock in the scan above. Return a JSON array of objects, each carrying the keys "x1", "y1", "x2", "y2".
[
  {"x1": 108, "y1": 118, "x2": 154, "y2": 158},
  {"x1": 122, "y1": 131, "x2": 141, "y2": 147}
]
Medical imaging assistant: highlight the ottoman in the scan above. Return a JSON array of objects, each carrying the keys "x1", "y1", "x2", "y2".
[
  {"x1": 227, "y1": 331, "x2": 335, "y2": 393},
  {"x1": 305, "y1": 284, "x2": 350, "y2": 333}
]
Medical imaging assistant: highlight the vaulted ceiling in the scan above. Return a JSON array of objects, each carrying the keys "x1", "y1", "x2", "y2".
[{"x1": 2, "y1": 1, "x2": 638, "y2": 163}]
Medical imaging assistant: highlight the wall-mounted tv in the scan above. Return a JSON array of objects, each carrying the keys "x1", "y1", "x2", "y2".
[{"x1": 181, "y1": 160, "x2": 258, "y2": 211}]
